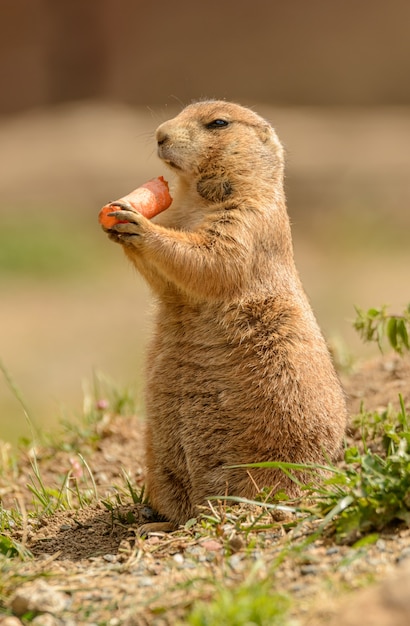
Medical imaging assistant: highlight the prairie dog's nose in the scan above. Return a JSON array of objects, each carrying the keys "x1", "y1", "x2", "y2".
[{"x1": 156, "y1": 126, "x2": 170, "y2": 145}]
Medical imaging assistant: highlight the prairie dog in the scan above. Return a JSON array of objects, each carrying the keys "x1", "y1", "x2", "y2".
[{"x1": 103, "y1": 100, "x2": 347, "y2": 528}]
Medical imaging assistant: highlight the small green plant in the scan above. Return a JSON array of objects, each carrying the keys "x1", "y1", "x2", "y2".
[
  {"x1": 0, "y1": 502, "x2": 32, "y2": 561},
  {"x1": 60, "y1": 370, "x2": 140, "y2": 448},
  {"x1": 84, "y1": 370, "x2": 139, "y2": 417},
  {"x1": 101, "y1": 470, "x2": 147, "y2": 520},
  {"x1": 121, "y1": 470, "x2": 146, "y2": 505},
  {"x1": 352, "y1": 397, "x2": 409, "y2": 452},
  {"x1": 353, "y1": 303, "x2": 410, "y2": 354},
  {"x1": 0, "y1": 503, "x2": 21, "y2": 534},
  {"x1": 27, "y1": 451, "x2": 98, "y2": 515},
  {"x1": 185, "y1": 579, "x2": 290, "y2": 626},
  {"x1": 311, "y1": 394, "x2": 410, "y2": 542},
  {"x1": 0, "y1": 534, "x2": 31, "y2": 560},
  {"x1": 0, "y1": 359, "x2": 40, "y2": 444},
  {"x1": 335, "y1": 445, "x2": 410, "y2": 539}
]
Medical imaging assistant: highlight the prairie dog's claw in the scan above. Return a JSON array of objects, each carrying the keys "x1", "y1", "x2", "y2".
[
  {"x1": 107, "y1": 209, "x2": 142, "y2": 224},
  {"x1": 108, "y1": 200, "x2": 133, "y2": 210}
]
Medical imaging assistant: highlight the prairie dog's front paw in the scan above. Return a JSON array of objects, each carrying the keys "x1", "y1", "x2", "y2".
[
  {"x1": 108, "y1": 208, "x2": 144, "y2": 229},
  {"x1": 105, "y1": 209, "x2": 149, "y2": 246}
]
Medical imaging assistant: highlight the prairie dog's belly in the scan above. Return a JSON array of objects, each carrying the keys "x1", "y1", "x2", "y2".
[
  {"x1": 144, "y1": 297, "x2": 296, "y2": 440},
  {"x1": 145, "y1": 302, "x2": 240, "y2": 411}
]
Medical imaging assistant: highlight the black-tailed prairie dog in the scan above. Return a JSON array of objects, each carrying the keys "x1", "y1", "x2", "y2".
[{"x1": 102, "y1": 100, "x2": 347, "y2": 529}]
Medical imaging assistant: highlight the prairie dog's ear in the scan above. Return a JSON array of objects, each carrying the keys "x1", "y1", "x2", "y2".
[
  {"x1": 255, "y1": 122, "x2": 274, "y2": 144},
  {"x1": 260, "y1": 124, "x2": 285, "y2": 163}
]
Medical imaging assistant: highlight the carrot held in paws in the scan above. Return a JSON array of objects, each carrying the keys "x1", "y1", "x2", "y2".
[{"x1": 99, "y1": 176, "x2": 172, "y2": 229}]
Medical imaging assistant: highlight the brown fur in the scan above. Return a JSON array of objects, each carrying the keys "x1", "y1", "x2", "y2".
[{"x1": 103, "y1": 100, "x2": 347, "y2": 528}]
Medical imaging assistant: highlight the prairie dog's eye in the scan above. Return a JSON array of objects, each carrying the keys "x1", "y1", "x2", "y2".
[{"x1": 206, "y1": 119, "x2": 229, "y2": 129}]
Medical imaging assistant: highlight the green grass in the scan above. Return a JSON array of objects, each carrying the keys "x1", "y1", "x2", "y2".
[
  {"x1": 185, "y1": 579, "x2": 290, "y2": 626},
  {"x1": 26, "y1": 451, "x2": 99, "y2": 515},
  {"x1": 0, "y1": 364, "x2": 139, "y2": 520}
]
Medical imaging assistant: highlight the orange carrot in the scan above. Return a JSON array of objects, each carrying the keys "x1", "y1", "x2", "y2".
[{"x1": 99, "y1": 176, "x2": 172, "y2": 229}]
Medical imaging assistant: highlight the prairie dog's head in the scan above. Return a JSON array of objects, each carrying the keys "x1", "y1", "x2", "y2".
[{"x1": 156, "y1": 100, "x2": 284, "y2": 203}]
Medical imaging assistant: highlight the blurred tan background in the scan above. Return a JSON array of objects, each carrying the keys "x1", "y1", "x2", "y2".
[{"x1": 1, "y1": 0, "x2": 410, "y2": 444}]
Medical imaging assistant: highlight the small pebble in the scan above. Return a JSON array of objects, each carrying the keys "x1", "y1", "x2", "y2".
[
  {"x1": 300, "y1": 564, "x2": 319, "y2": 576},
  {"x1": 396, "y1": 546, "x2": 410, "y2": 562},
  {"x1": 173, "y1": 553, "x2": 184, "y2": 565},
  {"x1": 228, "y1": 535, "x2": 244, "y2": 553},
  {"x1": 10, "y1": 580, "x2": 70, "y2": 616},
  {"x1": 141, "y1": 505, "x2": 156, "y2": 521},
  {"x1": 32, "y1": 614, "x2": 62, "y2": 626},
  {"x1": 0, "y1": 617, "x2": 24, "y2": 626},
  {"x1": 382, "y1": 360, "x2": 396, "y2": 372},
  {"x1": 146, "y1": 536, "x2": 161, "y2": 545},
  {"x1": 228, "y1": 554, "x2": 244, "y2": 571},
  {"x1": 103, "y1": 554, "x2": 117, "y2": 563},
  {"x1": 201, "y1": 539, "x2": 222, "y2": 551},
  {"x1": 376, "y1": 538, "x2": 386, "y2": 551}
]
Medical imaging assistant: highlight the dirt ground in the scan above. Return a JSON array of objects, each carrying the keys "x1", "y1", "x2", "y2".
[
  {"x1": 12, "y1": 353, "x2": 410, "y2": 553},
  {"x1": 1, "y1": 353, "x2": 409, "y2": 625}
]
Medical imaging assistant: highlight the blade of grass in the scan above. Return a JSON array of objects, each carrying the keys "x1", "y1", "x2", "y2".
[{"x1": 0, "y1": 358, "x2": 39, "y2": 442}]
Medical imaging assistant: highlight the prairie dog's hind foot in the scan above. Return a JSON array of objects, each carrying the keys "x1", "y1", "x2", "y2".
[{"x1": 137, "y1": 521, "x2": 178, "y2": 537}]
